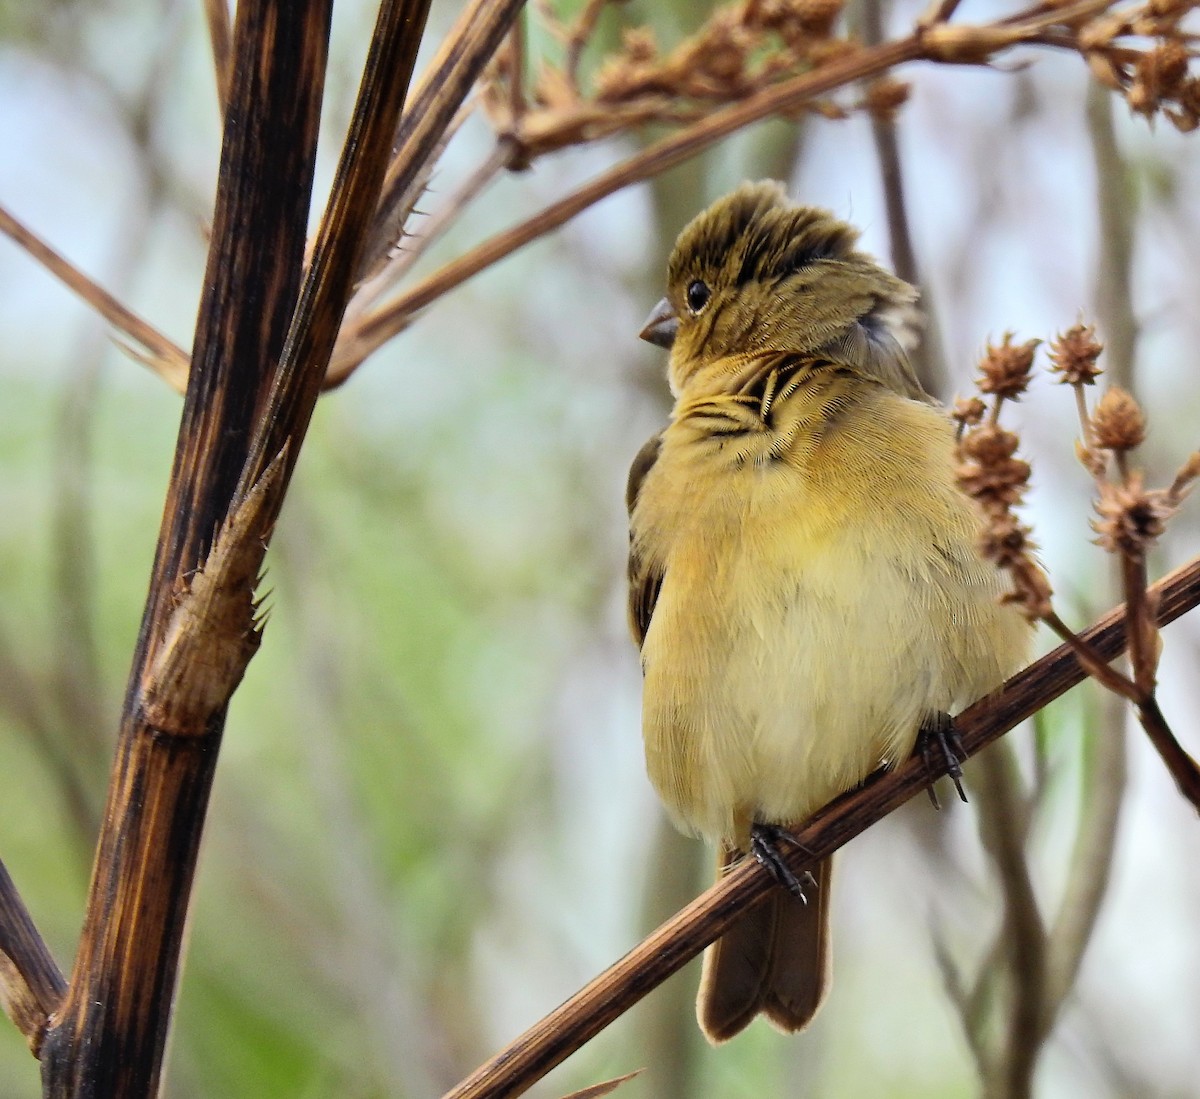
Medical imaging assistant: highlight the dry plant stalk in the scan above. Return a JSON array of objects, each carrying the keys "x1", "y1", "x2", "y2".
[
  {"x1": 1, "y1": 0, "x2": 440, "y2": 1095},
  {"x1": 955, "y1": 323, "x2": 1200, "y2": 809}
]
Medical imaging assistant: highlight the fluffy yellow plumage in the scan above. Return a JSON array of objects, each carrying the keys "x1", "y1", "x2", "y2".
[{"x1": 627, "y1": 181, "x2": 1030, "y2": 1043}]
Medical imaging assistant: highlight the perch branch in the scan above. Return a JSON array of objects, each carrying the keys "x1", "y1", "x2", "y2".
[{"x1": 443, "y1": 553, "x2": 1200, "y2": 1099}]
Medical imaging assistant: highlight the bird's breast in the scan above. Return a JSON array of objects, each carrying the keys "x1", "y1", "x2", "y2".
[{"x1": 632, "y1": 394, "x2": 1028, "y2": 846}]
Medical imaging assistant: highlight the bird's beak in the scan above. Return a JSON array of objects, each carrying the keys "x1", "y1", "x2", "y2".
[{"x1": 639, "y1": 298, "x2": 679, "y2": 349}]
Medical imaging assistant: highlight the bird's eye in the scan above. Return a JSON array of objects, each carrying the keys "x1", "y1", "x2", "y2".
[{"x1": 686, "y1": 280, "x2": 711, "y2": 314}]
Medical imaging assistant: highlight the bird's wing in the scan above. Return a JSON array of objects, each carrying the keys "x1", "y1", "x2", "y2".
[
  {"x1": 625, "y1": 432, "x2": 664, "y2": 650},
  {"x1": 817, "y1": 320, "x2": 931, "y2": 403}
]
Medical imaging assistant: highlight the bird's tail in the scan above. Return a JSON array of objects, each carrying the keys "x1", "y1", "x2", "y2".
[{"x1": 697, "y1": 849, "x2": 832, "y2": 1044}]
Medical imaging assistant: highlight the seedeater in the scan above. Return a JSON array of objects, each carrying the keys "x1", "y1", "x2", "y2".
[{"x1": 627, "y1": 180, "x2": 1030, "y2": 1043}]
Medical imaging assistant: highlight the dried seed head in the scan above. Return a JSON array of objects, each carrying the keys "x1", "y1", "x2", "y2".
[
  {"x1": 1166, "y1": 76, "x2": 1200, "y2": 133},
  {"x1": 1048, "y1": 322, "x2": 1104, "y2": 386},
  {"x1": 977, "y1": 333, "x2": 1039, "y2": 401},
  {"x1": 1128, "y1": 40, "x2": 1190, "y2": 118},
  {"x1": 787, "y1": 0, "x2": 845, "y2": 37},
  {"x1": 979, "y1": 511, "x2": 1034, "y2": 569},
  {"x1": 1093, "y1": 475, "x2": 1176, "y2": 556},
  {"x1": 621, "y1": 27, "x2": 658, "y2": 64},
  {"x1": 1091, "y1": 386, "x2": 1146, "y2": 451},
  {"x1": 863, "y1": 76, "x2": 910, "y2": 121},
  {"x1": 957, "y1": 424, "x2": 1032, "y2": 511},
  {"x1": 952, "y1": 395, "x2": 987, "y2": 430}
]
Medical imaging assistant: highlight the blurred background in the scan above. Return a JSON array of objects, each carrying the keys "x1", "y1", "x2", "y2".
[{"x1": 1, "y1": 0, "x2": 1198, "y2": 1096}]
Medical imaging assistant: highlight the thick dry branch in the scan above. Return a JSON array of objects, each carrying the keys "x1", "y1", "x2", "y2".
[
  {"x1": 443, "y1": 554, "x2": 1200, "y2": 1099},
  {"x1": 0, "y1": 859, "x2": 65, "y2": 1057},
  {"x1": 39, "y1": 2, "x2": 334, "y2": 1094},
  {"x1": 240, "y1": 0, "x2": 433, "y2": 497}
]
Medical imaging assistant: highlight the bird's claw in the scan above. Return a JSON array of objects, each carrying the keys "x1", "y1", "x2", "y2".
[
  {"x1": 749, "y1": 822, "x2": 816, "y2": 902},
  {"x1": 918, "y1": 712, "x2": 967, "y2": 810}
]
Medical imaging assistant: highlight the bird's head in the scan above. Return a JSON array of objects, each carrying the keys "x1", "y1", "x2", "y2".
[{"x1": 640, "y1": 180, "x2": 922, "y2": 398}]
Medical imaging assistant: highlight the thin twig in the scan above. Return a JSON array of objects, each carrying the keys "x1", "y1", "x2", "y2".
[
  {"x1": 972, "y1": 744, "x2": 1047, "y2": 1099},
  {"x1": 0, "y1": 205, "x2": 190, "y2": 393},
  {"x1": 1133, "y1": 694, "x2": 1200, "y2": 808},
  {"x1": 1044, "y1": 604, "x2": 1200, "y2": 811},
  {"x1": 1086, "y1": 82, "x2": 1137, "y2": 386},
  {"x1": 1045, "y1": 690, "x2": 1126, "y2": 1010},
  {"x1": 565, "y1": 0, "x2": 609, "y2": 84},
  {"x1": 1121, "y1": 552, "x2": 1158, "y2": 694},
  {"x1": 442, "y1": 555, "x2": 1200, "y2": 1099},
  {"x1": 1042, "y1": 611, "x2": 1138, "y2": 698},
  {"x1": 859, "y1": 0, "x2": 949, "y2": 396},
  {"x1": 507, "y1": 15, "x2": 526, "y2": 126},
  {"x1": 203, "y1": 0, "x2": 233, "y2": 112}
]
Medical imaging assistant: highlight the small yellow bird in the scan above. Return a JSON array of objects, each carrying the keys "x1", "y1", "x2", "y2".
[{"x1": 627, "y1": 180, "x2": 1030, "y2": 1043}]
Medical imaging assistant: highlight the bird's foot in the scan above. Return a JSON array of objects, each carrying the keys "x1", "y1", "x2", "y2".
[
  {"x1": 749, "y1": 823, "x2": 816, "y2": 902},
  {"x1": 918, "y1": 712, "x2": 967, "y2": 810}
]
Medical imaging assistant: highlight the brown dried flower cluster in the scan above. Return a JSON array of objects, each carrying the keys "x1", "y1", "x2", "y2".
[
  {"x1": 976, "y1": 334, "x2": 1039, "y2": 402},
  {"x1": 1090, "y1": 386, "x2": 1147, "y2": 452},
  {"x1": 955, "y1": 371, "x2": 1051, "y2": 619},
  {"x1": 1081, "y1": 0, "x2": 1200, "y2": 131},
  {"x1": 860, "y1": 76, "x2": 911, "y2": 122},
  {"x1": 958, "y1": 425, "x2": 1032, "y2": 512},
  {"x1": 1048, "y1": 322, "x2": 1104, "y2": 387},
  {"x1": 482, "y1": 0, "x2": 868, "y2": 158},
  {"x1": 1092, "y1": 474, "x2": 1180, "y2": 557},
  {"x1": 951, "y1": 395, "x2": 987, "y2": 433}
]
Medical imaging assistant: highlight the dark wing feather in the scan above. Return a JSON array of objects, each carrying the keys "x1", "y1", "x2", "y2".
[{"x1": 626, "y1": 433, "x2": 664, "y2": 650}]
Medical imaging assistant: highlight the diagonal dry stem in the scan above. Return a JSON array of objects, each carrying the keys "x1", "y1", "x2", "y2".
[
  {"x1": 203, "y1": 0, "x2": 233, "y2": 112},
  {"x1": 441, "y1": 555, "x2": 1200, "y2": 1099},
  {"x1": 0, "y1": 859, "x2": 65, "y2": 1057},
  {"x1": 344, "y1": 0, "x2": 1124, "y2": 374},
  {"x1": 361, "y1": 0, "x2": 527, "y2": 282},
  {"x1": 0, "y1": 205, "x2": 190, "y2": 392}
]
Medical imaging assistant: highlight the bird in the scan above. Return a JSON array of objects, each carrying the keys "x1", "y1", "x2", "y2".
[{"x1": 626, "y1": 180, "x2": 1031, "y2": 1043}]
